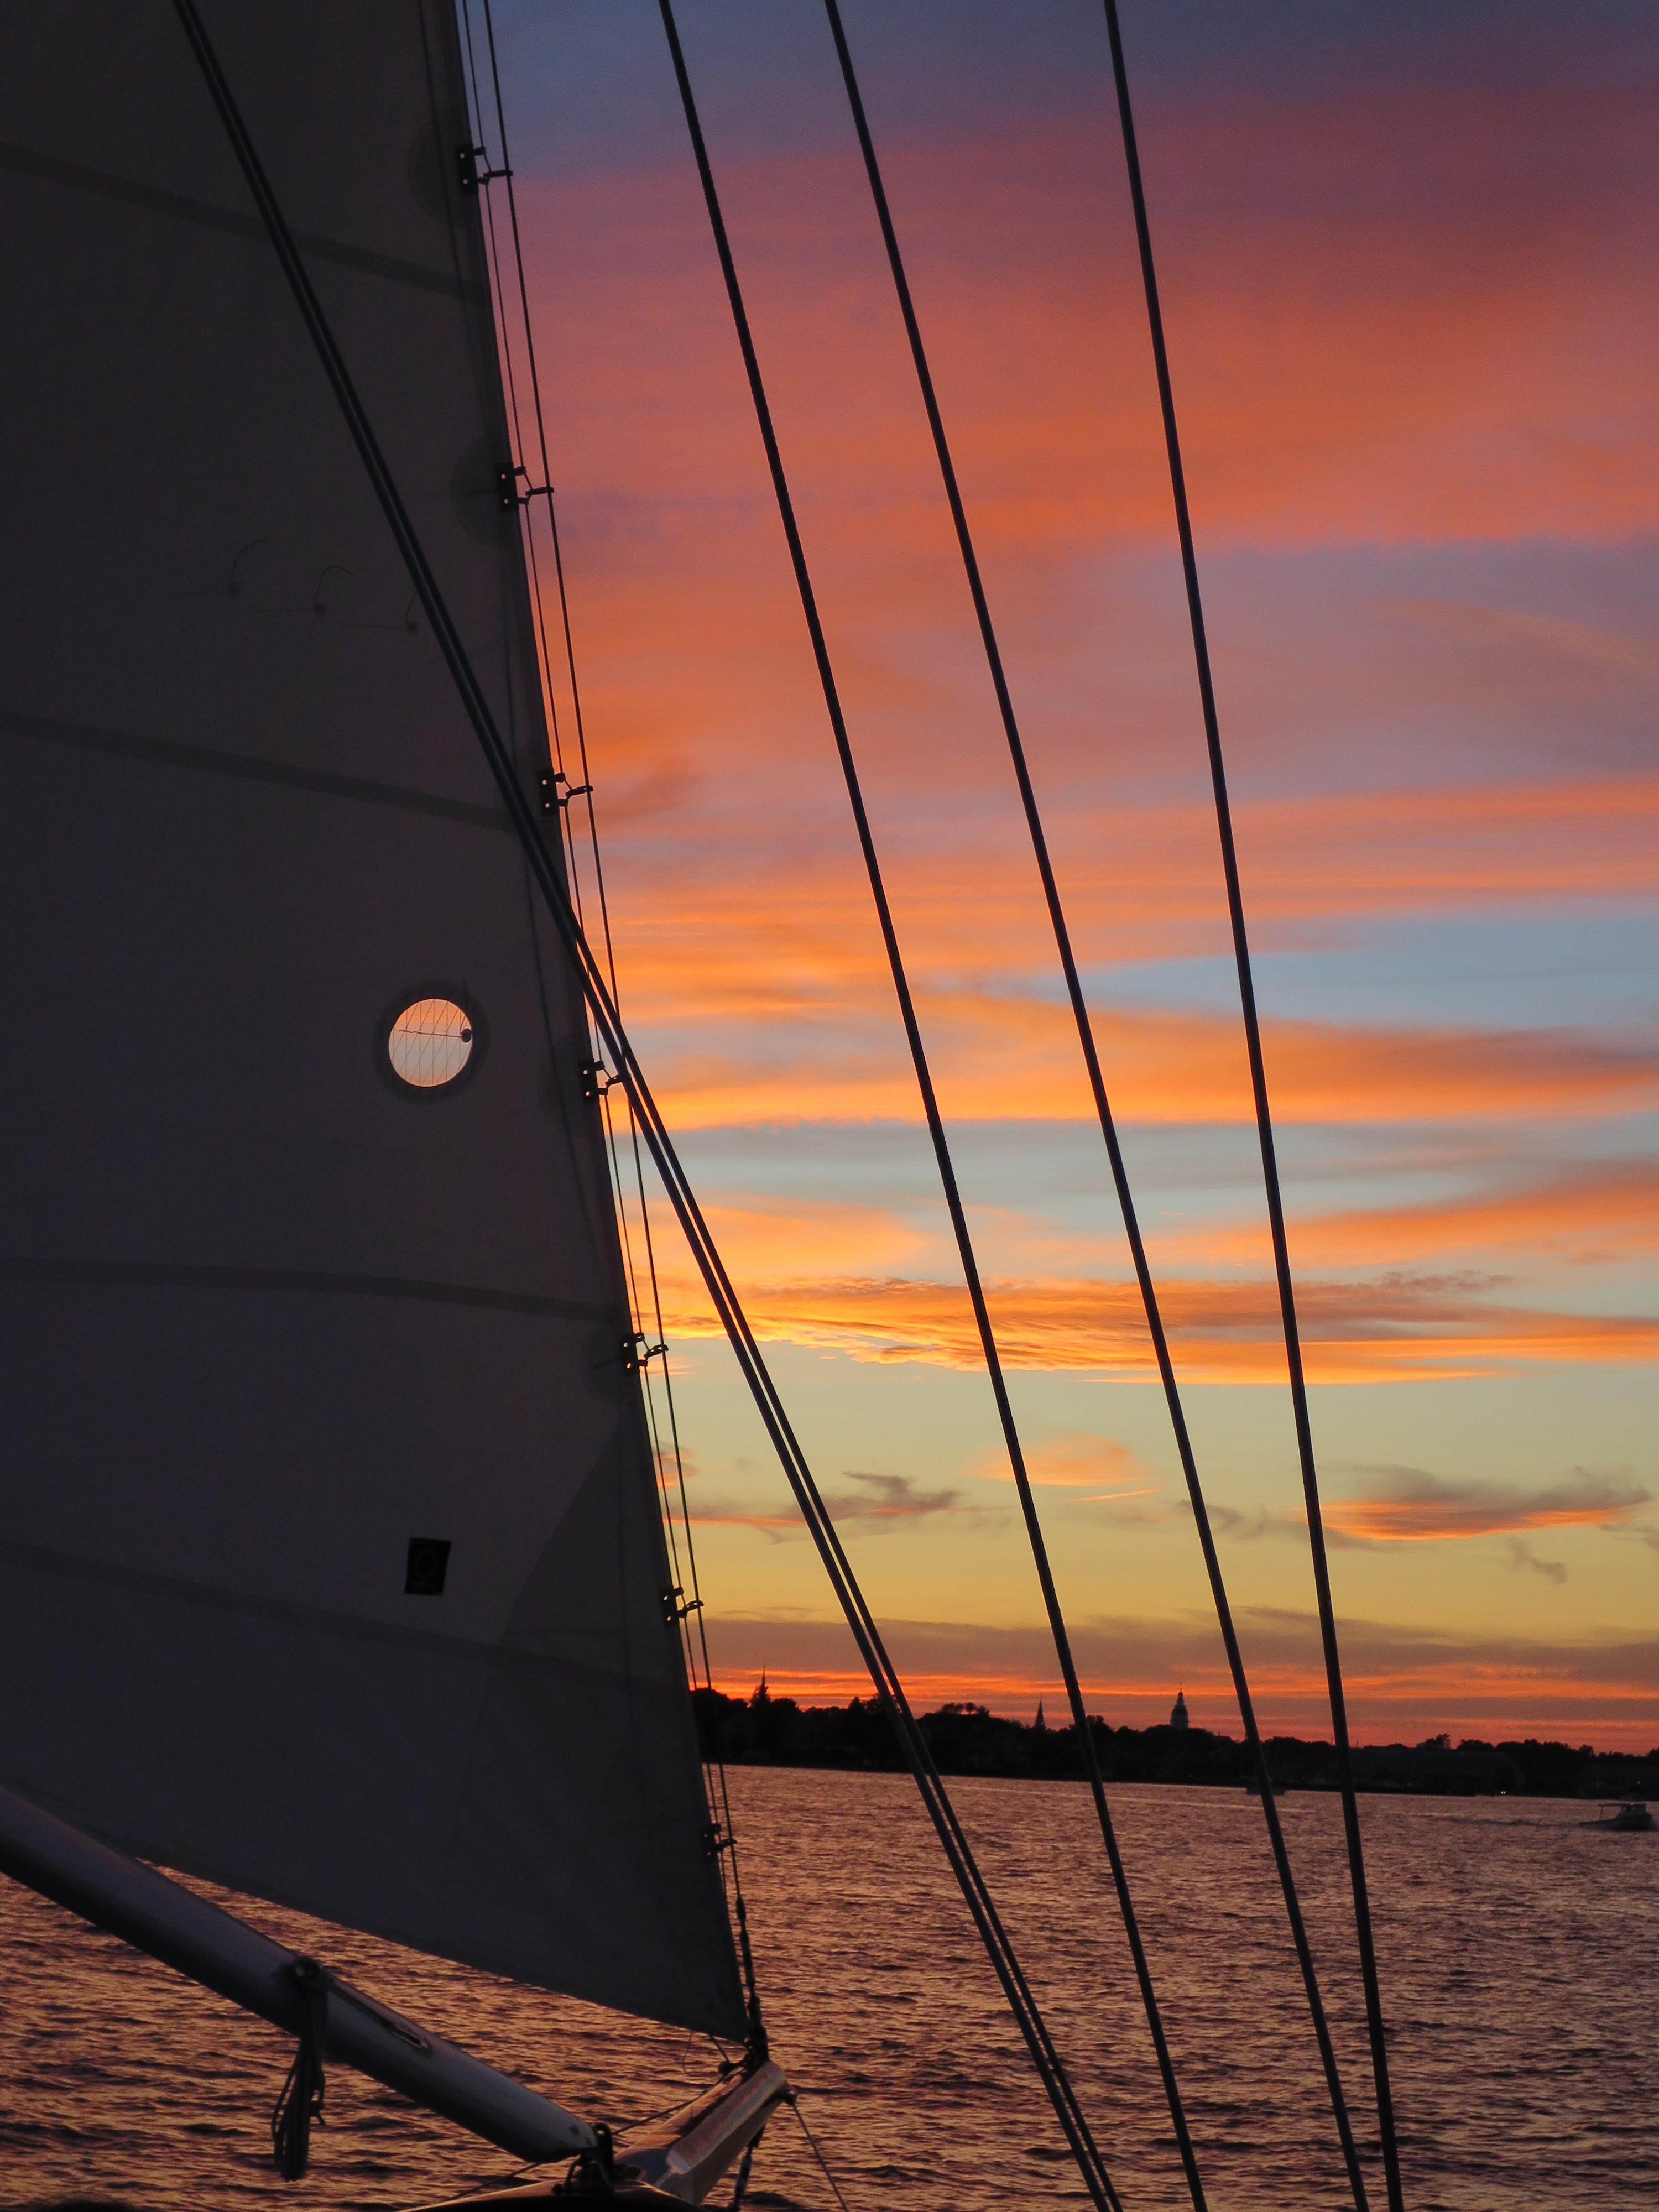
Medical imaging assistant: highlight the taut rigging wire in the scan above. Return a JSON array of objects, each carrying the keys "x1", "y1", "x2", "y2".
[
  {"x1": 818, "y1": 5, "x2": 1369, "y2": 2204},
  {"x1": 168, "y1": 7, "x2": 1118, "y2": 2204},
  {"x1": 1098, "y1": 3, "x2": 1405, "y2": 2204},
  {"x1": 655, "y1": 2, "x2": 1205, "y2": 2203}
]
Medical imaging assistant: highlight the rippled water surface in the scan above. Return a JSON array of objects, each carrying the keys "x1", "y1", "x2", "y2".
[{"x1": 3, "y1": 1772, "x2": 1653, "y2": 2209}]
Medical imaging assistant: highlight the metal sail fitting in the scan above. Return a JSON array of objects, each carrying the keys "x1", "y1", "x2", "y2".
[
  {"x1": 456, "y1": 142, "x2": 509, "y2": 194},
  {"x1": 661, "y1": 1584, "x2": 703, "y2": 1627},
  {"x1": 541, "y1": 769, "x2": 592, "y2": 813}
]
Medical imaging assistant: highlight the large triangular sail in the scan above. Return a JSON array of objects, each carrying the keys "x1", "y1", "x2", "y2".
[{"x1": 0, "y1": 0, "x2": 744, "y2": 2043}]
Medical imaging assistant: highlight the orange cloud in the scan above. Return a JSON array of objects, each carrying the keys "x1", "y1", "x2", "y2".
[
  {"x1": 627, "y1": 988, "x2": 1659, "y2": 1132},
  {"x1": 995, "y1": 1432, "x2": 1157, "y2": 1496},
  {"x1": 1323, "y1": 1469, "x2": 1651, "y2": 1546},
  {"x1": 572, "y1": 765, "x2": 1659, "y2": 1131},
  {"x1": 696, "y1": 1196, "x2": 930, "y2": 1276},
  {"x1": 520, "y1": 61, "x2": 1659, "y2": 570},
  {"x1": 1192, "y1": 1162, "x2": 1659, "y2": 1274},
  {"x1": 598, "y1": 776, "x2": 1659, "y2": 1004},
  {"x1": 659, "y1": 1268, "x2": 1659, "y2": 1384}
]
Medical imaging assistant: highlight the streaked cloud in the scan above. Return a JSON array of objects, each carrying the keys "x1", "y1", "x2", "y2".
[
  {"x1": 1322, "y1": 1467, "x2": 1651, "y2": 1545},
  {"x1": 690, "y1": 1468, "x2": 968, "y2": 1543},
  {"x1": 661, "y1": 1267, "x2": 1659, "y2": 1384},
  {"x1": 1188, "y1": 1161, "x2": 1659, "y2": 1273},
  {"x1": 635, "y1": 991, "x2": 1659, "y2": 1132},
  {"x1": 698, "y1": 1196, "x2": 931, "y2": 1275},
  {"x1": 1505, "y1": 1541, "x2": 1569, "y2": 1589}
]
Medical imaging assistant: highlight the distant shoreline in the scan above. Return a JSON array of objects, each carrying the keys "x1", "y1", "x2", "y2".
[{"x1": 695, "y1": 1687, "x2": 1657, "y2": 1800}]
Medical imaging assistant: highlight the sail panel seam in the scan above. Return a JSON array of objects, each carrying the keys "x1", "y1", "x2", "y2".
[
  {"x1": 2, "y1": 709, "x2": 509, "y2": 830},
  {"x1": 0, "y1": 1532, "x2": 685, "y2": 1678},
  {"x1": 0, "y1": 140, "x2": 486, "y2": 302},
  {"x1": 0, "y1": 1256, "x2": 608, "y2": 1320}
]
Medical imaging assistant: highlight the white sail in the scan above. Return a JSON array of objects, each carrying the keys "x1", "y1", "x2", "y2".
[{"x1": 0, "y1": 0, "x2": 746, "y2": 2043}]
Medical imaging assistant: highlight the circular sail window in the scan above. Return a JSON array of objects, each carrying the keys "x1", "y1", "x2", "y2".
[{"x1": 387, "y1": 997, "x2": 476, "y2": 1089}]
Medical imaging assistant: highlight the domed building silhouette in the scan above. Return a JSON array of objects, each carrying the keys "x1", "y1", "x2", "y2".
[{"x1": 1170, "y1": 1687, "x2": 1190, "y2": 1732}]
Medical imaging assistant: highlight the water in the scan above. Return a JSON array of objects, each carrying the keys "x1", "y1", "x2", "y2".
[{"x1": 2, "y1": 1772, "x2": 1653, "y2": 2210}]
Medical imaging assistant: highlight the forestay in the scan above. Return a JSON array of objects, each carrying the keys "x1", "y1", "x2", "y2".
[{"x1": 0, "y1": 0, "x2": 745, "y2": 2043}]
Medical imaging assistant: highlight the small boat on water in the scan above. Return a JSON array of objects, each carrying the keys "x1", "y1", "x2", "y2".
[
  {"x1": 1246, "y1": 1777, "x2": 1288, "y2": 1798},
  {"x1": 1599, "y1": 1798, "x2": 1656, "y2": 1832}
]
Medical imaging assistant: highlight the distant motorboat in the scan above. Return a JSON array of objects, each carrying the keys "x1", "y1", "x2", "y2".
[{"x1": 1598, "y1": 1798, "x2": 1655, "y2": 1832}]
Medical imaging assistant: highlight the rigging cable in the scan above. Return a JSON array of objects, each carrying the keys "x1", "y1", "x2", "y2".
[
  {"x1": 457, "y1": 0, "x2": 763, "y2": 2047},
  {"x1": 166, "y1": 9, "x2": 1119, "y2": 2205},
  {"x1": 654, "y1": 3, "x2": 1204, "y2": 2205},
  {"x1": 788, "y1": 2092, "x2": 853, "y2": 2212},
  {"x1": 1097, "y1": 4, "x2": 1404, "y2": 2205},
  {"x1": 818, "y1": 6, "x2": 1369, "y2": 2204}
]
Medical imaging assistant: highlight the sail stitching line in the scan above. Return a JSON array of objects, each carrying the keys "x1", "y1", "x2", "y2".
[
  {"x1": 458, "y1": 0, "x2": 764, "y2": 2058},
  {"x1": 819, "y1": 6, "x2": 1369, "y2": 2203},
  {"x1": 165, "y1": 9, "x2": 1117, "y2": 2200},
  {"x1": 0, "y1": 1532, "x2": 677, "y2": 1676},
  {"x1": 0, "y1": 139, "x2": 487, "y2": 303},
  {"x1": 0, "y1": 1256, "x2": 601, "y2": 1318},
  {"x1": 656, "y1": 1, "x2": 1191, "y2": 2198},
  {"x1": 1, "y1": 707, "x2": 508, "y2": 830},
  {"x1": 1099, "y1": 4, "x2": 1404, "y2": 2205}
]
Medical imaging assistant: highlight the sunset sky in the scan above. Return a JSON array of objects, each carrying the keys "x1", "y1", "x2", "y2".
[{"x1": 483, "y1": 1, "x2": 1657, "y2": 1745}]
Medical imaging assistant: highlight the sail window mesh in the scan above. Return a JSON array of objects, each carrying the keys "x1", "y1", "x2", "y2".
[{"x1": 388, "y1": 998, "x2": 473, "y2": 1088}]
